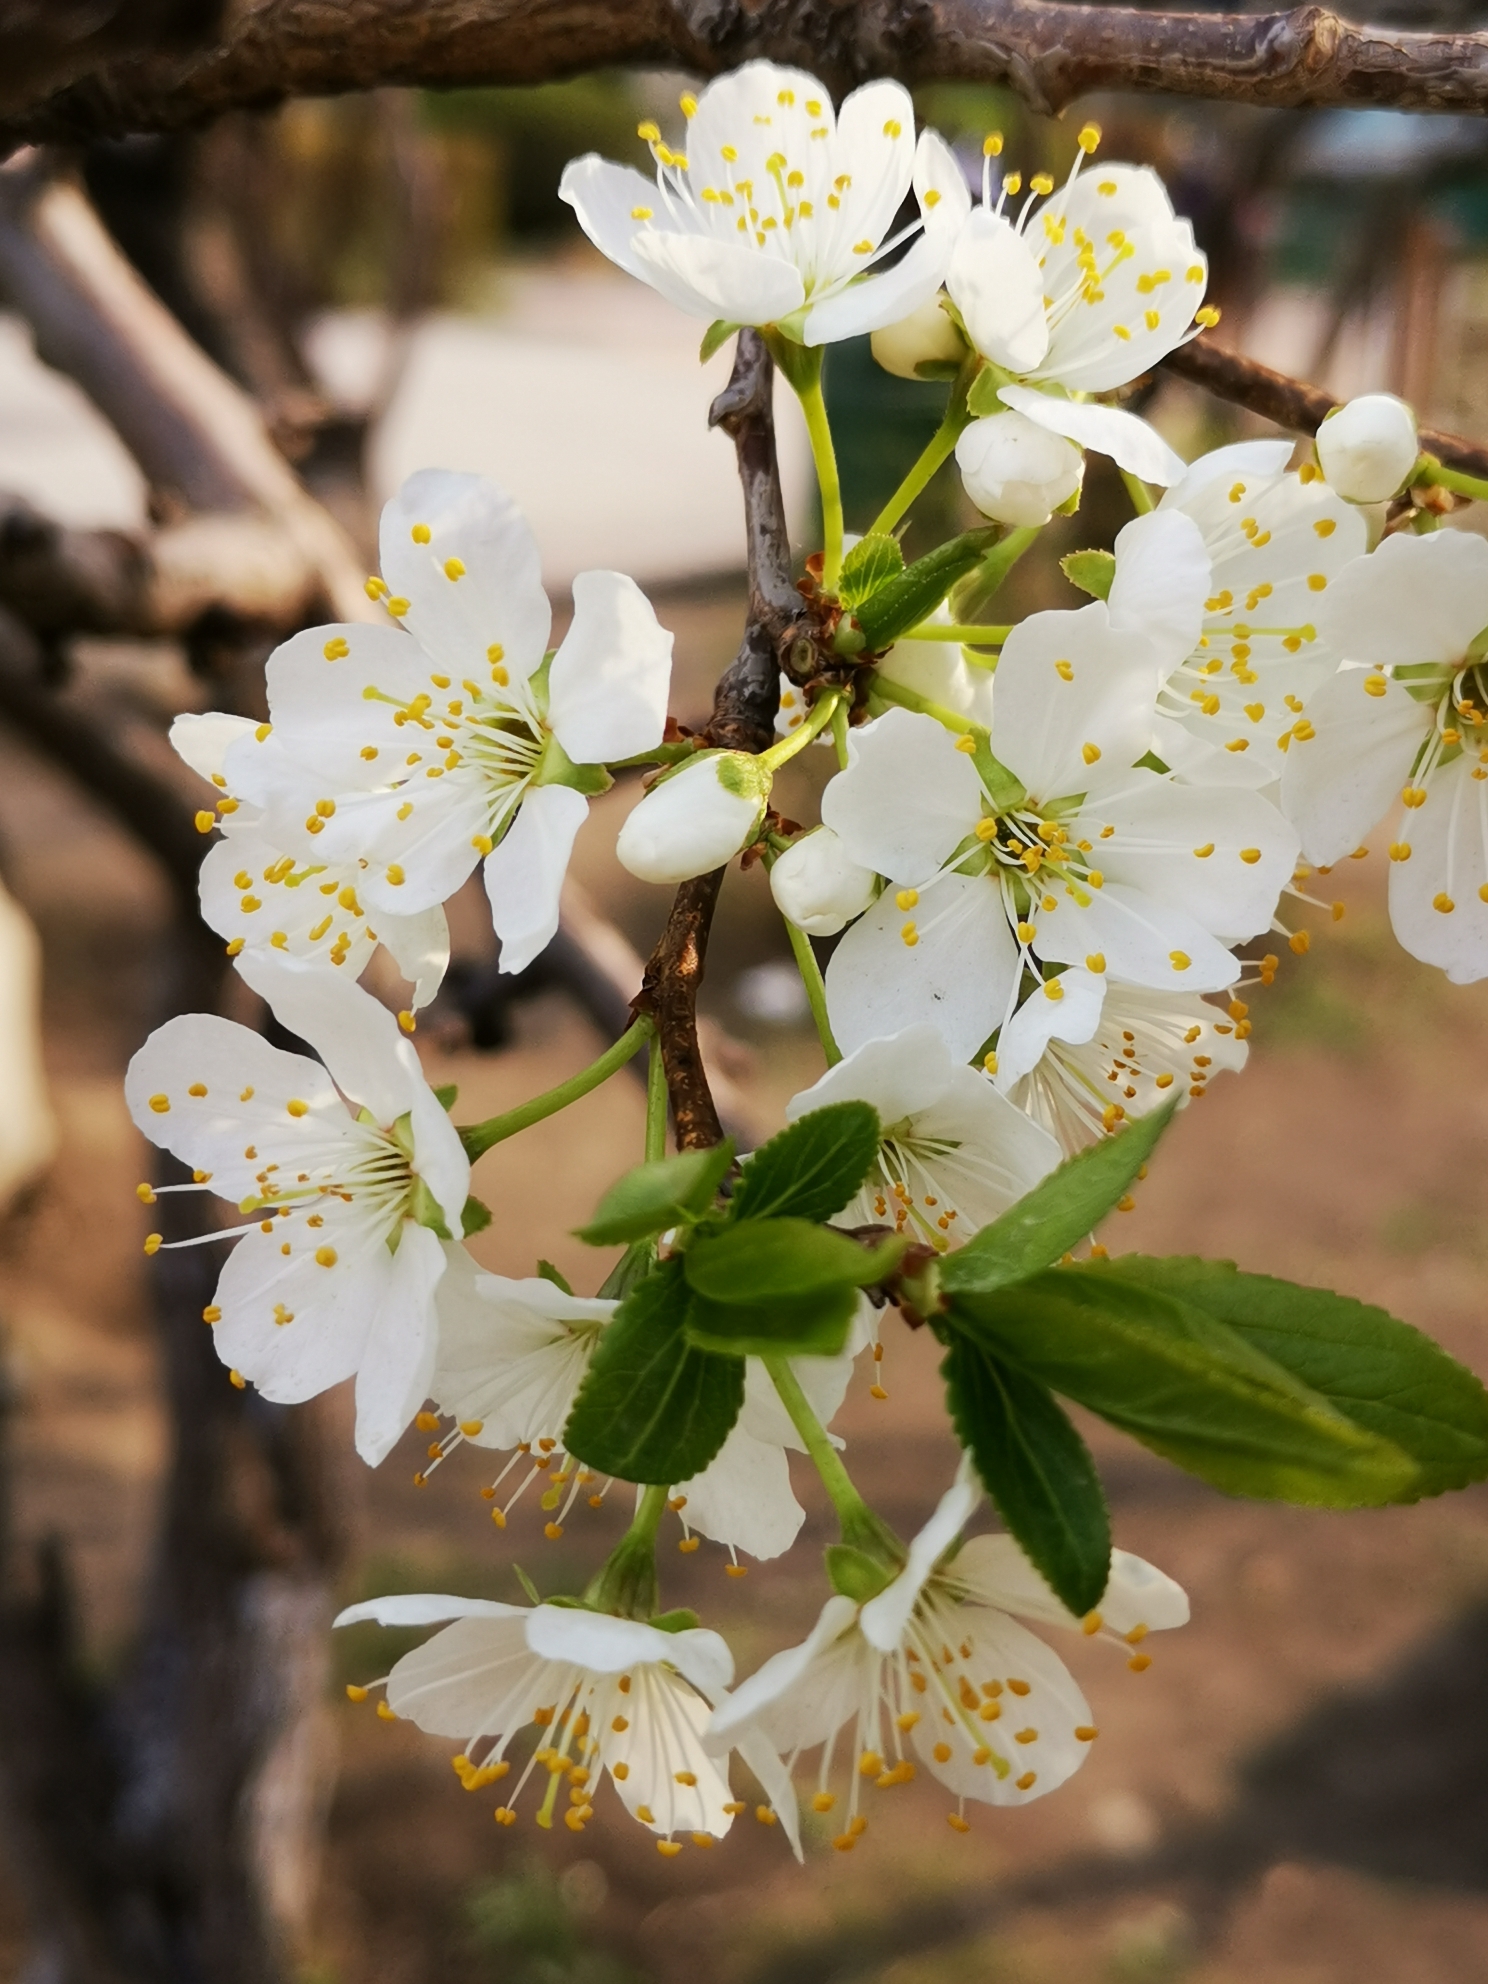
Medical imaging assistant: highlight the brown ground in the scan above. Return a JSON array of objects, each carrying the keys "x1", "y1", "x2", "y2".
[{"x1": 2, "y1": 587, "x2": 1488, "y2": 1984}]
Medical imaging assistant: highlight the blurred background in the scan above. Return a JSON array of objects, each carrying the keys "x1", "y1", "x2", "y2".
[{"x1": 6, "y1": 19, "x2": 1488, "y2": 1983}]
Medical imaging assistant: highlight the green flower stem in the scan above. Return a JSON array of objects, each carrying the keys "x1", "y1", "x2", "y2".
[
  {"x1": 952, "y1": 524, "x2": 1039, "y2": 619},
  {"x1": 460, "y1": 1016, "x2": 653, "y2": 1160},
  {"x1": 868, "y1": 363, "x2": 979, "y2": 539},
  {"x1": 763, "y1": 1356, "x2": 899, "y2": 1562},
  {"x1": 797, "y1": 371, "x2": 845, "y2": 593},
  {"x1": 645, "y1": 1034, "x2": 668, "y2": 1163},
  {"x1": 608, "y1": 741, "x2": 700, "y2": 771},
  {"x1": 1415, "y1": 456, "x2": 1488, "y2": 503},
  {"x1": 900, "y1": 623, "x2": 1010, "y2": 644},
  {"x1": 831, "y1": 696, "x2": 851, "y2": 771},
  {"x1": 867, "y1": 672, "x2": 981, "y2": 740},
  {"x1": 785, "y1": 919, "x2": 842, "y2": 1066},
  {"x1": 760, "y1": 687, "x2": 845, "y2": 771},
  {"x1": 1121, "y1": 469, "x2": 1156, "y2": 514}
]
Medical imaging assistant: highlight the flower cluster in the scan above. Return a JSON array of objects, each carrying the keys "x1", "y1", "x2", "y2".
[{"x1": 124, "y1": 59, "x2": 1488, "y2": 1866}]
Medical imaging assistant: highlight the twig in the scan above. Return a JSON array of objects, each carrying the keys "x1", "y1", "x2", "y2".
[
  {"x1": 1161, "y1": 338, "x2": 1488, "y2": 482},
  {"x1": 8, "y1": 1, "x2": 1488, "y2": 146},
  {"x1": 638, "y1": 868, "x2": 727, "y2": 1152}
]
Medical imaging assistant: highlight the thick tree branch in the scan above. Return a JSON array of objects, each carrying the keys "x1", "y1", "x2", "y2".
[
  {"x1": 7, "y1": 0, "x2": 1488, "y2": 154},
  {"x1": 1161, "y1": 339, "x2": 1488, "y2": 482}
]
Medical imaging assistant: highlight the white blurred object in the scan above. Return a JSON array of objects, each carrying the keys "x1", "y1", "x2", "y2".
[
  {"x1": 0, "y1": 874, "x2": 57, "y2": 1204},
  {"x1": 366, "y1": 267, "x2": 813, "y2": 592},
  {"x1": 1316, "y1": 392, "x2": 1419, "y2": 503},
  {"x1": 734, "y1": 961, "x2": 810, "y2": 1025},
  {"x1": 0, "y1": 314, "x2": 147, "y2": 530}
]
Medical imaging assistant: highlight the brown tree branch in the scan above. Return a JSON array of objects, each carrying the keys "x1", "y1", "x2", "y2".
[
  {"x1": 7, "y1": 0, "x2": 1488, "y2": 154},
  {"x1": 639, "y1": 868, "x2": 727, "y2": 1152},
  {"x1": 1161, "y1": 338, "x2": 1488, "y2": 482}
]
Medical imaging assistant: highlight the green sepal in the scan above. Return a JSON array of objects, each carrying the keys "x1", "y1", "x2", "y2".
[
  {"x1": 1092, "y1": 1256, "x2": 1488, "y2": 1499},
  {"x1": 943, "y1": 1336, "x2": 1110, "y2": 1617},
  {"x1": 700, "y1": 320, "x2": 738, "y2": 363},
  {"x1": 940, "y1": 1101, "x2": 1176, "y2": 1298},
  {"x1": 685, "y1": 1218, "x2": 904, "y2": 1304},
  {"x1": 407, "y1": 1174, "x2": 452, "y2": 1240},
  {"x1": 563, "y1": 1259, "x2": 745, "y2": 1484},
  {"x1": 1061, "y1": 548, "x2": 1117, "y2": 600},
  {"x1": 432, "y1": 1083, "x2": 458, "y2": 1111},
  {"x1": 839, "y1": 532, "x2": 906, "y2": 608},
  {"x1": 966, "y1": 362, "x2": 1016, "y2": 418},
  {"x1": 513, "y1": 1564, "x2": 543, "y2": 1606},
  {"x1": 536, "y1": 1259, "x2": 573, "y2": 1295},
  {"x1": 729, "y1": 1101, "x2": 881, "y2": 1225},
  {"x1": 683, "y1": 1281, "x2": 860, "y2": 1359},
  {"x1": 852, "y1": 527, "x2": 1000, "y2": 650},
  {"x1": 649, "y1": 1608, "x2": 701, "y2": 1633},
  {"x1": 460, "y1": 1195, "x2": 492, "y2": 1238},
  {"x1": 533, "y1": 730, "x2": 612, "y2": 795},
  {"x1": 825, "y1": 1543, "x2": 896, "y2": 1604},
  {"x1": 576, "y1": 1141, "x2": 736, "y2": 1246}
]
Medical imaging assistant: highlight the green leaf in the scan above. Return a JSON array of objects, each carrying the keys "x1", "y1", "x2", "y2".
[
  {"x1": 839, "y1": 532, "x2": 906, "y2": 608},
  {"x1": 946, "y1": 1267, "x2": 1418, "y2": 1506},
  {"x1": 941, "y1": 1102, "x2": 1177, "y2": 1298},
  {"x1": 943, "y1": 1336, "x2": 1110, "y2": 1616},
  {"x1": 1094, "y1": 1256, "x2": 1488, "y2": 1498},
  {"x1": 575, "y1": 1141, "x2": 736, "y2": 1246},
  {"x1": 700, "y1": 319, "x2": 738, "y2": 363},
  {"x1": 852, "y1": 527, "x2": 1000, "y2": 650},
  {"x1": 729, "y1": 1102, "x2": 881, "y2": 1225},
  {"x1": 684, "y1": 1281, "x2": 860, "y2": 1358},
  {"x1": 685, "y1": 1218, "x2": 904, "y2": 1303},
  {"x1": 564, "y1": 1259, "x2": 744, "y2": 1483},
  {"x1": 1061, "y1": 548, "x2": 1116, "y2": 601},
  {"x1": 536, "y1": 1258, "x2": 573, "y2": 1295},
  {"x1": 460, "y1": 1195, "x2": 492, "y2": 1238}
]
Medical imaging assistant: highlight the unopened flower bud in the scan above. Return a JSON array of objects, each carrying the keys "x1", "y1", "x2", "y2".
[
  {"x1": 955, "y1": 410, "x2": 1083, "y2": 527},
  {"x1": 870, "y1": 293, "x2": 968, "y2": 380},
  {"x1": 1316, "y1": 393, "x2": 1419, "y2": 504},
  {"x1": 769, "y1": 828, "x2": 877, "y2": 936},
  {"x1": 616, "y1": 752, "x2": 768, "y2": 885}
]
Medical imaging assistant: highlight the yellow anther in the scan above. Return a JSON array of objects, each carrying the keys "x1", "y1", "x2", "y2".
[
  {"x1": 1306, "y1": 572, "x2": 1327, "y2": 591},
  {"x1": 1077, "y1": 123, "x2": 1101, "y2": 152},
  {"x1": 1239, "y1": 847, "x2": 1262, "y2": 865},
  {"x1": 1434, "y1": 892, "x2": 1456, "y2": 914},
  {"x1": 315, "y1": 1246, "x2": 337, "y2": 1268},
  {"x1": 900, "y1": 921, "x2": 919, "y2": 948},
  {"x1": 1081, "y1": 741, "x2": 1101, "y2": 765},
  {"x1": 345, "y1": 1684, "x2": 369, "y2": 1703},
  {"x1": 386, "y1": 596, "x2": 410, "y2": 616},
  {"x1": 1195, "y1": 306, "x2": 1221, "y2": 328},
  {"x1": 1169, "y1": 951, "x2": 1191, "y2": 971},
  {"x1": 1042, "y1": 979, "x2": 1064, "y2": 1002},
  {"x1": 365, "y1": 575, "x2": 388, "y2": 599}
]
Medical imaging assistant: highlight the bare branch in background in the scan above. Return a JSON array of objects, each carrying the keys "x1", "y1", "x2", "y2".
[{"x1": 6, "y1": 0, "x2": 1488, "y2": 153}]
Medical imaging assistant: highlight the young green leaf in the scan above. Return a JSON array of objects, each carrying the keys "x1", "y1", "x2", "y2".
[
  {"x1": 729, "y1": 1102, "x2": 881, "y2": 1225},
  {"x1": 575, "y1": 1141, "x2": 736, "y2": 1246},
  {"x1": 943, "y1": 1336, "x2": 1111, "y2": 1618},
  {"x1": 564, "y1": 1259, "x2": 744, "y2": 1483},
  {"x1": 684, "y1": 1281, "x2": 860, "y2": 1359},
  {"x1": 941, "y1": 1101, "x2": 1177, "y2": 1298},
  {"x1": 1094, "y1": 1256, "x2": 1488, "y2": 1497},
  {"x1": 839, "y1": 532, "x2": 906, "y2": 608},
  {"x1": 685, "y1": 1218, "x2": 904, "y2": 1304},
  {"x1": 946, "y1": 1267, "x2": 1418, "y2": 1506},
  {"x1": 853, "y1": 527, "x2": 1000, "y2": 651},
  {"x1": 1060, "y1": 548, "x2": 1116, "y2": 600}
]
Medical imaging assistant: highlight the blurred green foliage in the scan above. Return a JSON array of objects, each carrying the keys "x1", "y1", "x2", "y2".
[
  {"x1": 422, "y1": 75, "x2": 643, "y2": 239},
  {"x1": 462, "y1": 1859, "x2": 648, "y2": 1984}
]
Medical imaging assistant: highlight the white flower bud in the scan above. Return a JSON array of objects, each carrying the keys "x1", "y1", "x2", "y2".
[
  {"x1": 955, "y1": 410, "x2": 1083, "y2": 527},
  {"x1": 870, "y1": 293, "x2": 968, "y2": 380},
  {"x1": 769, "y1": 828, "x2": 877, "y2": 936},
  {"x1": 1316, "y1": 393, "x2": 1419, "y2": 504},
  {"x1": 616, "y1": 752, "x2": 768, "y2": 885}
]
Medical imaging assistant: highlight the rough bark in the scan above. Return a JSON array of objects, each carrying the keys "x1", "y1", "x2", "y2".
[{"x1": 6, "y1": 0, "x2": 1488, "y2": 154}]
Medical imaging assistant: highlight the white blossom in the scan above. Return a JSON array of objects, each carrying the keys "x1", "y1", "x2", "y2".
[
  {"x1": 785, "y1": 1023, "x2": 1059, "y2": 1243},
  {"x1": 616, "y1": 751, "x2": 768, "y2": 885},
  {"x1": 220, "y1": 470, "x2": 672, "y2": 976},
  {"x1": 560, "y1": 64, "x2": 968, "y2": 345},
  {"x1": 335, "y1": 1592, "x2": 800, "y2": 1854},
  {"x1": 956, "y1": 408, "x2": 1084, "y2": 527},
  {"x1": 770, "y1": 828, "x2": 878, "y2": 936},
  {"x1": 126, "y1": 954, "x2": 469, "y2": 1464},
  {"x1": 870, "y1": 292, "x2": 969, "y2": 379},
  {"x1": 1316, "y1": 393, "x2": 1420, "y2": 504},
  {"x1": 707, "y1": 1472, "x2": 1187, "y2": 1839}
]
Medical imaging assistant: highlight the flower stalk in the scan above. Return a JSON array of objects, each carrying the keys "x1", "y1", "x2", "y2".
[{"x1": 461, "y1": 1016, "x2": 654, "y2": 1161}]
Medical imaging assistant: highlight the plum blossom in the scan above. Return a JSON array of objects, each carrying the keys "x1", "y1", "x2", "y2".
[
  {"x1": 1316, "y1": 393, "x2": 1420, "y2": 504},
  {"x1": 218, "y1": 470, "x2": 672, "y2": 976},
  {"x1": 785, "y1": 1023, "x2": 1059, "y2": 1245},
  {"x1": 560, "y1": 63, "x2": 968, "y2": 345},
  {"x1": 769, "y1": 827, "x2": 877, "y2": 937},
  {"x1": 335, "y1": 1592, "x2": 799, "y2": 1853},
  {"x1": 707, "y1": 1471, "x2": 1187, "y2": 1840},
  {"x1": 126, "y1": 954, "x2": 469, "y2": 1464},
  {"x1": 1281, "y1": 527, "x2": 1488, "y2": 982}
]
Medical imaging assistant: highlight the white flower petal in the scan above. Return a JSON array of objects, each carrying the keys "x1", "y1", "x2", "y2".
[
  {"x1": 860, "y1": 1469, "x2": 978, "y2": 1651},
  {"x1": 381, "y1": 1612, "x2": 547, "y2": 1738},
  {"x1": 1107, "y1": 509, "x2": 1211, "y2": 668},
  {"x1": 484, "y1": 781, "x2": 589, "y2": 975},
  {"x1": 198, "y1": 828, "x2": 380, "y2": 985},
  {"x1": 1030, "y1": 879, "x2": 1240, "y2": 993},
  {"x1": 323, "y1": 777, "x2": 491, "y2": 918},
  {"x1": 1091, "y1": 777, "x2": 1300, "y2": 942},
  {"x1": 604, "y1": 1665, "x2": 735, "y2": 1836},
  {"x1": 431, "y1": 1252, "x2": 611, "y2": 1448},
  {"x1": 769, "y1": 827, "x2": 878, "y2": 936},
  {"x1": 820, "y1": 707, "x2": 981, "y2": 885},
  {"x1": 526, "y1": 1604, "x2": 734, "y2": 1697},
  {"x1": 802, "y1": 227, "x2": 950, "y2": 345},
  {"x1": 632, "y1": 228, "x2": 806, "y2": 324},
  {"x1": 170, "y1": 710, "x2": 261, "y2": 785},
  {"x1": 786, "y1": 1020, "x2": 956, "y2": 1127},
  {"x1": 734, "y1": 1726, "x2": 804, "y2": 1859},
  {"x1": 999, "y1": 385, "x2": 1187, "y2": 486},
  {"x1": 211, "y1": 1216, "x2": 385, "y2": 1404},
  {"x1": 737, "y1": 1348, "x2": 857, "y2": 1454},
  {"x1": 954, "y1": 1535, "x2": 1189, "y2": 1636},
  {"x1": 334, "y1": 1593, "x2": 528, "y2": 1629},
  {"x1": 233, "y1": 950, "x2": 421, "y2": 1127},
  {"x1": 548, "y1": 570, "x2": 673, "y2": 764},
  {"x1": 379, "y1": 905, "x2": 452, "y2": 1010},
  {"x1": 1320, "y1": 527, "x2": 1488, "y2": 667},
  {"x1": 993, "y1": 966, "x2": 1105, "y2": 1092},
  {"x1": 992, "y1": 600, "x2": 1162, "y2": 802},
  {"x1": 352, "y1": 1221, "x2": 447, "y2": 1465},
  {"x1": 706, "y1": 1593, "x2": 860, "y2": 1745},
  {"x1": 946, "y1": 208, "x2": 1049, "y2": 373},
  {"x1": 826, "y1": 871, "x2": 1019, "y2": 1063},
  {"x1": 558, "y1": 155, "x2": 664, "y2": 283},
  {"x1": 1158, "y1": 438, "x2": 1295, "y2": 509},
  {"x1": 1280, "y1": 666, "x2": 1430, "y2": 865},
  {"x1": 379, "y1": 469, "x2": 552, "y2": 684},
  {"x1": 672, "y1": 1424, "x2": 806, "y2": 1561},
  {"x1": 244, "y1": 622, "x2": 434, "y2": 798},
  {"x1": 1388, "y1": 751, "x2": 1488, "y2": 983},
  {"x1": 915, "y1": 126, "x2": 973, "y2": 235}
]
